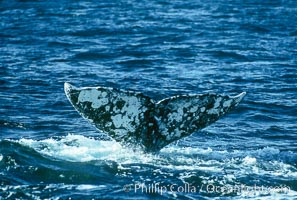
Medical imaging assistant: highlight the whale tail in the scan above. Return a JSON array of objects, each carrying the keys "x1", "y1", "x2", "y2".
[{"x1": 64, "y1": 82, "x2": 246, "y2": 152}]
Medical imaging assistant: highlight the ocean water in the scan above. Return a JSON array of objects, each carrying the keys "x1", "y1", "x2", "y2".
[{"x1": 1, "y1": 0, "x2": 297, "y2": 199}]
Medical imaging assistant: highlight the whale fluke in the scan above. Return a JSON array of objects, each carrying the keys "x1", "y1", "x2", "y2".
[{"x1": 64, "y1": 82, "x2": 246, "y2": 152}]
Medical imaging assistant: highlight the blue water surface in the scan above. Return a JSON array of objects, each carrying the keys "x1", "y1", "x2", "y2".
[{"x1": 1, "y1": 0, "x2": 297, "y2": 199}]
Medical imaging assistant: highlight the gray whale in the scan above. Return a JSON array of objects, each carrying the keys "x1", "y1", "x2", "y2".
[{"x1": 64, "y1": 82, "x2": 246, "y2": 152}]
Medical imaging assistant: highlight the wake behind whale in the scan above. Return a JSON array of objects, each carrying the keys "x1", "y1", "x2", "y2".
[{"x1": 64, "y1": 83, "x2": 245, "y2": 152}]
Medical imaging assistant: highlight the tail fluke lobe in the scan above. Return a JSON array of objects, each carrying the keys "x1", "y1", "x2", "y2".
[
  {"x1": 64, "y1": 82, "x2": 159, "y2": 151},
  {"x1": 155, "y1": 92, "x2": 246, "y2": 148}
]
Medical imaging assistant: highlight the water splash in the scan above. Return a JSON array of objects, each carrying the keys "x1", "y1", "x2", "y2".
[
  {"x1": 17, "y1": 134, "x2": 297, "y2": 180},
  {"x1": 0, "y1": 134, "x2": 294, "y2": 199}
]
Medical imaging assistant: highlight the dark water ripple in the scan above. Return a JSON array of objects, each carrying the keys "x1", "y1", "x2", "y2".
[{"x1": 1, "y1": 0, "x2": 297, "y2": 199}]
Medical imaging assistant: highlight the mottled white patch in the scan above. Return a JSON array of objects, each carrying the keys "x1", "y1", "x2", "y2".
[
  {"x1": 159, "y1": 123, "x2": 169, "y2": 136},
  {"x1": 114, "y1": 129, "x2": 126, "y2": 137},
  {"x1": 115, "y1": 96, "x2": 145, "y2": 130},
  {"x1": 113, "y1": 106, "x2": 120, "y2": 113},
  {"x1": 207, "y1": 98, "x2": 222, "y2": 114},
  {"x1": 122, "y1": 96, "x2": 142, "y2": 116},
  {"x1": 223, "y1": 100, "x2": 232, "y2": 107},
  {"x1": 121, "y1": 114, "x2": 135, "y2": 132},
  {"x1": 105, "y1": 105, "x2": 110, "y2": 111},
  {"x1": 190, "y1": 106, "x2": 197, "y2": 113},
  {"x1": 78, "y1": 89, "x2": 108, "y2": 108},
  {"x1": 110, "y1": 95, "x2": 142, "y2": 134},
  {"x1": 101, "y1": 92, "x2": 107, "y2": 97},
  {"x1": 168, "y1": 111, "x2": 183, "y2": 123},
  {"x1": 200, "y1": 107, "x2": 206, "y2": 112},
  {"x1": 166, "y1": 134, "x2": 172, "y2": 141},
  {"x1": 174, "y1": 130, "x2": 181, "y2": 138},
  {"x1": 177, "y1": 107, "x2": 184, "y2": 120},
  {"x1": 184, "y1": 102, "x2": 191, "y2": 108},
  {"x1": 92, "y1": 98, "x2": 108, "y2": 108},
  {"x1": 214, "y1": 98, "x2": 221, "y2": 108},
  {"x1": 207, "y1": 108, "x2": 219, "y2": 115},
  {"x1": 111, "y1": 114, "x2": 124, "y2": 128},
  {"x1": 134, "y1": 116, "x2": 140, "y2": 125},
  {"x1": 78, "y1": 89, "x2": 100, "y2": 102}
]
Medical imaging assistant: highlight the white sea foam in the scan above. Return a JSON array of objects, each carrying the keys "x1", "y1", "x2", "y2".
[
  {"x1": 19, "y1": 134, "x2": 124, "y2": 162},
  {"x1": 76, "y1": 184, "x2": 107, "y2": 190},
  {"x1": 17, "y1": 134, "x2": 297, "y2": 197}
]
